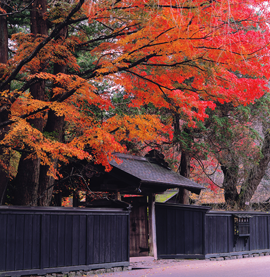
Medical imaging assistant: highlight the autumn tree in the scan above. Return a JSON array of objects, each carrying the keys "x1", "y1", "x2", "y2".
[{"x1": 0, "y1": 0, "x2": 270, "y2": 205}]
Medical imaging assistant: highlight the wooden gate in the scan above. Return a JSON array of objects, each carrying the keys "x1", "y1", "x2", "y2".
[{"x1": 126, "y1": 197, "x2": 149, "y2": 257}]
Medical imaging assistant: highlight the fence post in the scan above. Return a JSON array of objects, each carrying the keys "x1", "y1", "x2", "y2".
[
  {"x1": 148, "y1": 193, "x2": 157, "y2": 259},
  {"x1": 203, "y1": 211, "x2": 207, "y2": 257}
]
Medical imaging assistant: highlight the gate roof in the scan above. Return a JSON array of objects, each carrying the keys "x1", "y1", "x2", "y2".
[{"x1": 105, "y1": 153, "x2": 205, "y2": 195}]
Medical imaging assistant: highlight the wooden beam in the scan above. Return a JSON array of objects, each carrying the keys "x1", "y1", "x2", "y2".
[
  {"x1": 148, "y1": 193, "x2": 158, "y2": 259},
  {"x1": 116, "y1": 191, "x2": 121, "y2": 201}
]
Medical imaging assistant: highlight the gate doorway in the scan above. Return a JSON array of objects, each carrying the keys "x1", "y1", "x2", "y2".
[{"x1": 125, "y1": 196, "x2": 149, "y2": 257}]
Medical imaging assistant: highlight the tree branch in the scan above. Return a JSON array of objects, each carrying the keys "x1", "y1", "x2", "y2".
[
  {"x1": 0, "y1": 0, "x2": 35, "y2": 16},
  {"x1": 0, "y1": 0, "x2": 85, "y2": 91}
]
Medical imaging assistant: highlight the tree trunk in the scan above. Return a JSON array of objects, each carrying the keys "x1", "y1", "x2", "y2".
[
  {"x1": 12, "y1": 0, "x2": 48, "y2": 206},
  {"x1": 38, "y1": 27, "x2": 67, "y2": 206},
  {"x1": 13, "y1": 157, "x2": 41, "y2": 205},
  {"x1": 30, "y1": 0, "x2": 48, "y2": 35},
  {"x1": 221, "y1": 164, "x2": 239, "y2": 208},
  {"x1": 173, "y1": 114, "x2": 191, "y2": 204},
  {"x1": 177, "y1": 151, "x2": 190, "y2": 204},
  {"x1": 0, "y1": 6, "x2": 10, "y2": 204},
  {"x1": 0, "y1": 6, "x2": 8, "y2": 64},
  {"x1": 38, "y1": 111, "x2": 65, "y2": 206},
  {"x1": 238, "y1": 125, "x2": 270, "y2": 208}
]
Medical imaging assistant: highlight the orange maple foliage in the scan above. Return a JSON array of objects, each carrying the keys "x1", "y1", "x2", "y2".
[{"x1": 1, "y1": 0, "x2": 270, "y2": 179}]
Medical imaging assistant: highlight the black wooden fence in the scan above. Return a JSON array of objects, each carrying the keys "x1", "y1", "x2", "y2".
[
  {"x1": 0, "y1": 206, "x2": 129, "y2": 276},
  {"x1": 156, "y1": 203, "x2": 270, "y2": 259},
  {"x1": 155, "y1": 203, "x2": 210, "y2": 259},
  {"x1": 205, "y1": 211, "x2": 270, "y2": 258}
]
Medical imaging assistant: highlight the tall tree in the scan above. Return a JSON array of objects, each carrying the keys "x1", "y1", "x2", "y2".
[
  {"x1": 13, "y1": 0, "x2": 48, "y2": 205},
  {"x1": 38, "y1": 23, "x2": 68, "y2": 206}
]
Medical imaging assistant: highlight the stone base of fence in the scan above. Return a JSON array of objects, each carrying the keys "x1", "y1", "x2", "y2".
[
  {"x1": 39, "y1": 266, "x2": 132, "y2": 277},
  {"x1": 206, "y1": 250, "x2": 270, "y2": 261},
  {"x1": 0, "y1": 263, "x2": 131, "y2": 277}
]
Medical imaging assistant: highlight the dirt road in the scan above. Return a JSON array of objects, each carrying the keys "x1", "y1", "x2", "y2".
[{"x1": 97, "y1": 256, "x2": 270, "y2": 277}]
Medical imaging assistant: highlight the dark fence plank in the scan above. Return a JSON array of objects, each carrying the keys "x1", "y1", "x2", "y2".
[
  {"x1": 249, "y1": 216, "x2": 256, "y2": 250},
  {"x1": 49, "y1": 214, "x2": 58, "y2": 268},
  {"x1": 93, "y1": 215, "x2": 100, "y2": 264},
  {"x1": 207, "y1": 216, "x2": 217, "y2": 254},
  {"x1": 64, "y1": 215, "x2": 73, "y2": 266},
  {"x1": 79, "y1": 215, "x2": 87, "y2": 265},
  {"x1": 175, "y1": 209, "x2": 185, "y2": 254},
  {"x1": 14, "y1": 215, "x2": 24, "y2": 270},
  {"x1": 24, "y1": 214, "x2": 34, "y2": 270},
  {"x1": 193, "y1": 211, "x2": 203, "y2": 254},
  {"x1": 32, "y1": 215, "x2": 41, "y2": 269},
  {"x1": 40, "y1": 214, "x2": 50, "y2": 269},
  {"x1": 156, "y1": 205, "x2": 167, "y2": 256},
  {"x1": 6, "y1": 214, "x2": 16, "y2": 271},
  {"x1": 259, "y1": 217, "x2": 268, "y2": 249},
  {"x1": 205, "y1": 216, "x2": 212, "y2": 254},
  {"x1": 184, "y1": 210, "x2": 194, "y2": 254},
  {"x1": 116, "y1": 216, "x2": 123, "y2": 262},
  {"x1": 217, "y1": 217, "x2": 227, "y2": 253},
  {"x1": 122, "y1": 215, "x2": 129, "y2": 261},
  {"x1": 167, "y1": 208, "x2": 176, "y2": 254},
  {"x1": 71, "y1": 216, "x2": 78, "y2": 266},
  {"x1": 99, "y1": 216, "x2": 106, "y2": 264},
  {"x1": 105, "y1": 215, "x2": 111, "y2": 263},
  {"x1": 71, "y1": 215, "x2": 79, "y2": 266},
  {"x1": 0, "y1": 214, "x2": 7, "y2": 271},
  {"x1": 110, "y1": 216, "x2": 116, "y2": 263},
  {"x1": 86, "y1": 215, "x2": 94, "y2": 265},
  {"x1": 253, "y1": 217, "x2": 259, "y2": 250},
  {"x1": 57, "y1": 215, "x2": 66, "y2": 267},
  {"x1": 228, "y1": 216, "x2": 234, "y2": 253}
]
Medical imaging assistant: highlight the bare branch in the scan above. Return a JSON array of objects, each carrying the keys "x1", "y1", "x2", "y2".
[
  {"x1": 0, "y1": 0, "x2": 35, "y2": 16},
  {"x1": 194, "y1": 157, "x2": 223, "y2": 188}
]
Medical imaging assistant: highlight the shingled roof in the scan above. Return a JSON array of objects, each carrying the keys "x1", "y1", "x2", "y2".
[{"x1": 109, "y1": 153, "x2": 205, "y2": 195}]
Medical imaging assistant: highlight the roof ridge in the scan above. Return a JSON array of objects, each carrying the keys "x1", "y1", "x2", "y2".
[{"x1": 114, "y1": 153, "x2": 147, "y2": 161}]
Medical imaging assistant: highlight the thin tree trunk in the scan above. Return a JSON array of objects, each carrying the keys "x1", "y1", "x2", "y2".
[
  {"x1": 0, "y1": 6, "x2": 10, "y2": 204},
  {"x1": 174, "y1": 114, "x2": 190, "y2": 204}
]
